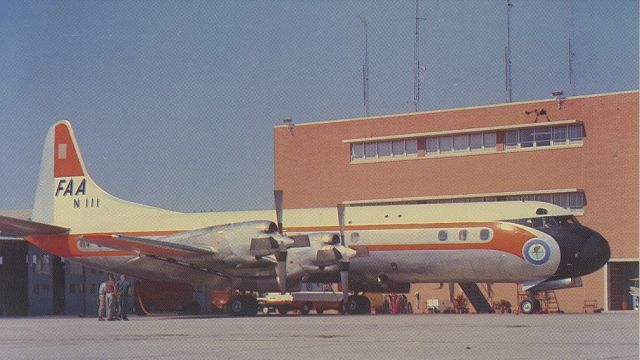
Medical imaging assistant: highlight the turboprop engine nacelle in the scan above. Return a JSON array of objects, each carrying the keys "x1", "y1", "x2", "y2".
[{"x1": 176, "y1": 220, "x2": 292, "y2": 262}]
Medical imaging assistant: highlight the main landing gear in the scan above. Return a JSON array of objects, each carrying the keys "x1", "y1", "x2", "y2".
[
  {"x1": 341, "y1": 295, "x2": 371, "y2": 315},
  {"x1": 226, "y1": 295, "x2": 259, "y2": 316}
]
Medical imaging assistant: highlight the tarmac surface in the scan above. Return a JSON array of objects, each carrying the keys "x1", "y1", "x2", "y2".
[{"x1": 0, "y1": 312, "x2": 638, "y2": 360}]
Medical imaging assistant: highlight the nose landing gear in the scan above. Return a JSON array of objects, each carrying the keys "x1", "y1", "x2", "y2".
[
  {"x1": 518, "y1": 290, "x2": 560, "y2": 314},
  {"x1": 519, "y1": 296, "x2": 541, "y2": 314}
]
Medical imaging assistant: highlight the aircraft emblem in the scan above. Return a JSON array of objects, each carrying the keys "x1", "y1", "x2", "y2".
[{"x1": 523, "y1": 239, "x2": 551, "y2": 265}]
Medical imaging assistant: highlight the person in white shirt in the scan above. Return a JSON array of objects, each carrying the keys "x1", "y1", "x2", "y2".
[{"x1": 97, "y1": 281, "x2": 106, "y2": 321}]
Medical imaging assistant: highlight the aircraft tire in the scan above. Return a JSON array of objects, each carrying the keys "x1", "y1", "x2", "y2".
[
  {"x1": 346, "y1": 295, "x2": 371, "y2": 315},
  {"x1": 338, "y1": 302, "x2": 346, "y2": 315},
  {"x1": 277, "y1": 305, "x2": 290, "y2": 315},
  {"x1": 315, "y1": 307, "x2": 324, "y2": 315},
  {"x1": 243, "y1": 296, "x2": 259, "y2": 316},
  {"x1": 357, "y1": 295, "x2": 371, "y2": 315},
  {"x1": 228, "y1": 296, "x2": 258, "y2": 316},
  {"x1": 519, "y1": 298, "x2": 540, "y2": 314},
  {"x1": 228, "y1": 296, "x2": 246, "y2": 316},
  {"x1": 300, "y1": 302, "x2": 312, "y2": 315}
]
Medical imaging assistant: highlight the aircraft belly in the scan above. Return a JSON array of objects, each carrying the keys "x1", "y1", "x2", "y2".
[
  {"x1": 350, "y1": 249, "x2": 557, "y2": 283},
  {"x1": 70, "y1": 256, "x2": 229, "y2": 288}
]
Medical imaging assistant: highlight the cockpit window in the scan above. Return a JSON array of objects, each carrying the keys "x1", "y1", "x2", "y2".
[{"x1": 507, "y1": 216, "x2": 579, "y2": 229}]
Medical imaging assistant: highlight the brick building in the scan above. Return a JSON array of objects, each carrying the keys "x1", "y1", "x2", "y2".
[{"x1": 274, "y1": 90, "x2": 639, "y2": 312}]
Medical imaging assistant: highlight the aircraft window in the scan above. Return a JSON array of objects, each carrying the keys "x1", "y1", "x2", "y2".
[
  {"x1": 543, "y1": 217, "x2": 558, "y2": 228},
  {"x1": 555, "y1": 216, "x2": 579, "y2": 226},
  {"x1": 479, "y1": 229, "x2": 492, "y2": 241},
  {"x1": 438, "y1": 230, "x2": 448, "y2": 241},
  {"x1": 458, "y1": 230, "x2": 468, "y2": 241},
  {"x1": 523, "y1": 218, "x2": 544, "y2": 228}
]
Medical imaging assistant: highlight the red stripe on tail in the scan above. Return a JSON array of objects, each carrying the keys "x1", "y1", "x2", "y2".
[{"x1": 54, "y1": 123, "x2": 84, "y2": 177}]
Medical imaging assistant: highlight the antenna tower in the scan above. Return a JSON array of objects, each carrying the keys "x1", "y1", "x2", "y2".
[
  {"x1": 414, "y1": 0, "x2": 427, "y2": 112},
  {"x1": 505, "y1": 0, "x2": 513, "y2": 103},
  {"x1": 568, "y1": 0, "x2": 576, "y2": 96},
  {"x1": 362, "y1": 17, "x2": 370, "y2": 117}
]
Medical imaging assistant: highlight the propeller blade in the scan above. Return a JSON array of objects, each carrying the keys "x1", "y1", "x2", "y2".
[
  {"x1": 339, "y1": 260, "x2": 350, "y2": 306},
  {"x1": 275, "y1": 250, "x2": 287, "y2": 294},
  {"x1": 274, "y1": 190, "x2": 284, "y2": 235},
  {"x1": 337, "y1": 204, "x2": 346, "y2": 246},
  {"x1": 448, "y1": 282, "x2": 455, "y2": 303}
]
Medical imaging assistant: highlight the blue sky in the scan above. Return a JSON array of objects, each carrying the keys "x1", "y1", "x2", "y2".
[{"x1": 0, "y1": 0, "x2": 637, "y2": 212}]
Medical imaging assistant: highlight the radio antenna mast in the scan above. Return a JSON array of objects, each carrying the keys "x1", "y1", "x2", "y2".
[
  {"x1": 362, "y1": 17, "x2": 370, "y2": 117},
  {"x1": 568, "y1": 0, "x2": 576, "y2": 96},
  {"x1": 414, "y1": 0, "x2": 427, "y2": 112},
  {"x1": 505, "y1": 0, "x2": 513, "y2": 103}
]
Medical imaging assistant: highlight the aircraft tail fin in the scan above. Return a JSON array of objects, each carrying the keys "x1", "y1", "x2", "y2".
[
  {"x1": 32, "y1": 120, "x2": 88, "y2": 224},
  {"x1": 32, "y1": 120, "x2": 172, "y2": 233}
]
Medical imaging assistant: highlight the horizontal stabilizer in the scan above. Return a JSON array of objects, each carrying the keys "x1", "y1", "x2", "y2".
[
  {"x1": 0, "y1": 215, "x2": 69, "y2": 237},
  {"x1": 80, "y1": 234, "x2": 216, "y2": 258}
]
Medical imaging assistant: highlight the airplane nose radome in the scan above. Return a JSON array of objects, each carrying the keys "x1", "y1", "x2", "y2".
[
  {"x1": 580, "y1": 232, "x2": 611, "y2": 273},
  {"x1": 550, "y1": 227, "x2": 611, "y2": 279}
]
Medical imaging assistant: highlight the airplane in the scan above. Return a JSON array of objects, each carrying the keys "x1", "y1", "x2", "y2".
[{"x1": 0, "y1": 120, "x2": 611, "y2": 315}]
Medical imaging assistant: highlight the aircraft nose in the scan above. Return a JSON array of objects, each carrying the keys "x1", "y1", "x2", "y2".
[
  {"x1": 552, "y1": 227, "x2": 611, "y2": 279},
  {"x1": 577, "y1": 231, "x2": 611, "y2": 275}
]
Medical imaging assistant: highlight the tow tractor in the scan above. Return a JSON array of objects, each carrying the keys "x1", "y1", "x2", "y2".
[{"x1": 258, "y1": 291, "x2": 345, "y2": 315}]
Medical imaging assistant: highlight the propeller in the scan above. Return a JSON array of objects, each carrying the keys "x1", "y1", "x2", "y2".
[
  {"x1": 274, "y1": 190, "x2": 287, "y2": 294},
  {"x1": 449, "y1": 282, "x2": 455, "y2": 303},
  {"x1": 336, "y1": 204, "x2": 350, "y2": 307}
]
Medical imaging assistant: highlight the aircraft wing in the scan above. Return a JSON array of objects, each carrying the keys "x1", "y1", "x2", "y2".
[
  {"x1": 0, "y1": 215, "x2": 69, "y2": 237},
  {"x1": 80, "y1": 234, "x2": 217, "y2": 258}
]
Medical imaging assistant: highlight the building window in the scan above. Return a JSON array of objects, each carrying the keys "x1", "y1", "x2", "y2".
[
  {"x1": 426, "y1": 132, "x2": 497, "y2": 156},
  {"x1": 483, "y1": 132, "x2": 497, "y2": 149},
  {"x1": 364, "y1": 142, "x2": 377, "y2": 159},
  {"x1": 405, "y1": 139, "x2": 418, "y2": 155},
  {"x1": 392, "y1": 140, "x2": 405, "y2": 156},
  {"x1": 378, "y1": 141, "x2": 392, "y2": 158},
  {"x1": 0, "y1": 255, "x2": 3, "y2": 265},
  {"x1": 351, "y1": 143, "x2": 364, "y2": 160},
  {"x1": 502, "y1": 192, "x2": 585, "y2": 213},
  {"x1": 505, "y1": 124, "x2": 583, "y2": 150},
  {"x1": 351, "y1": 139, "x2": 418, "y2": 162}
]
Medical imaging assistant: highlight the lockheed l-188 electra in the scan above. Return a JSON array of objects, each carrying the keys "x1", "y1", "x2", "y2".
[{"x1": 0, "y1": 121, "x2": 610, "y2": 315}]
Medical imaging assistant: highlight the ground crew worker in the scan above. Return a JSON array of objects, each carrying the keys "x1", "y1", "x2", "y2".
[
  {"x1": 116, "y1": 274, "x2": 132, "y2": 320},
  {"x1": 97, "y1": 281, "x2": 106, "y2": 321},
  {"x1": 104, "y1": 273, "x2": 117, "y2": 320}
]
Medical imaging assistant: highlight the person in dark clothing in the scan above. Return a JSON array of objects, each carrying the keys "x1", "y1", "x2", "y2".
[{"x1": 115, "y1": 274, "x2": 132, "y2": 320}]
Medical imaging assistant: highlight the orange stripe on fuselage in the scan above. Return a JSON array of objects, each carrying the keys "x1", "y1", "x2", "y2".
[
  {"x1": 25, "y1": 222, "x2": 537, "y2": 260},
  {"x1": 25, "y1": 230, "x2": 182, "y2": 258},
  {"x1": 286, "y1": 222, "x2": 537, "y2": 259}
]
